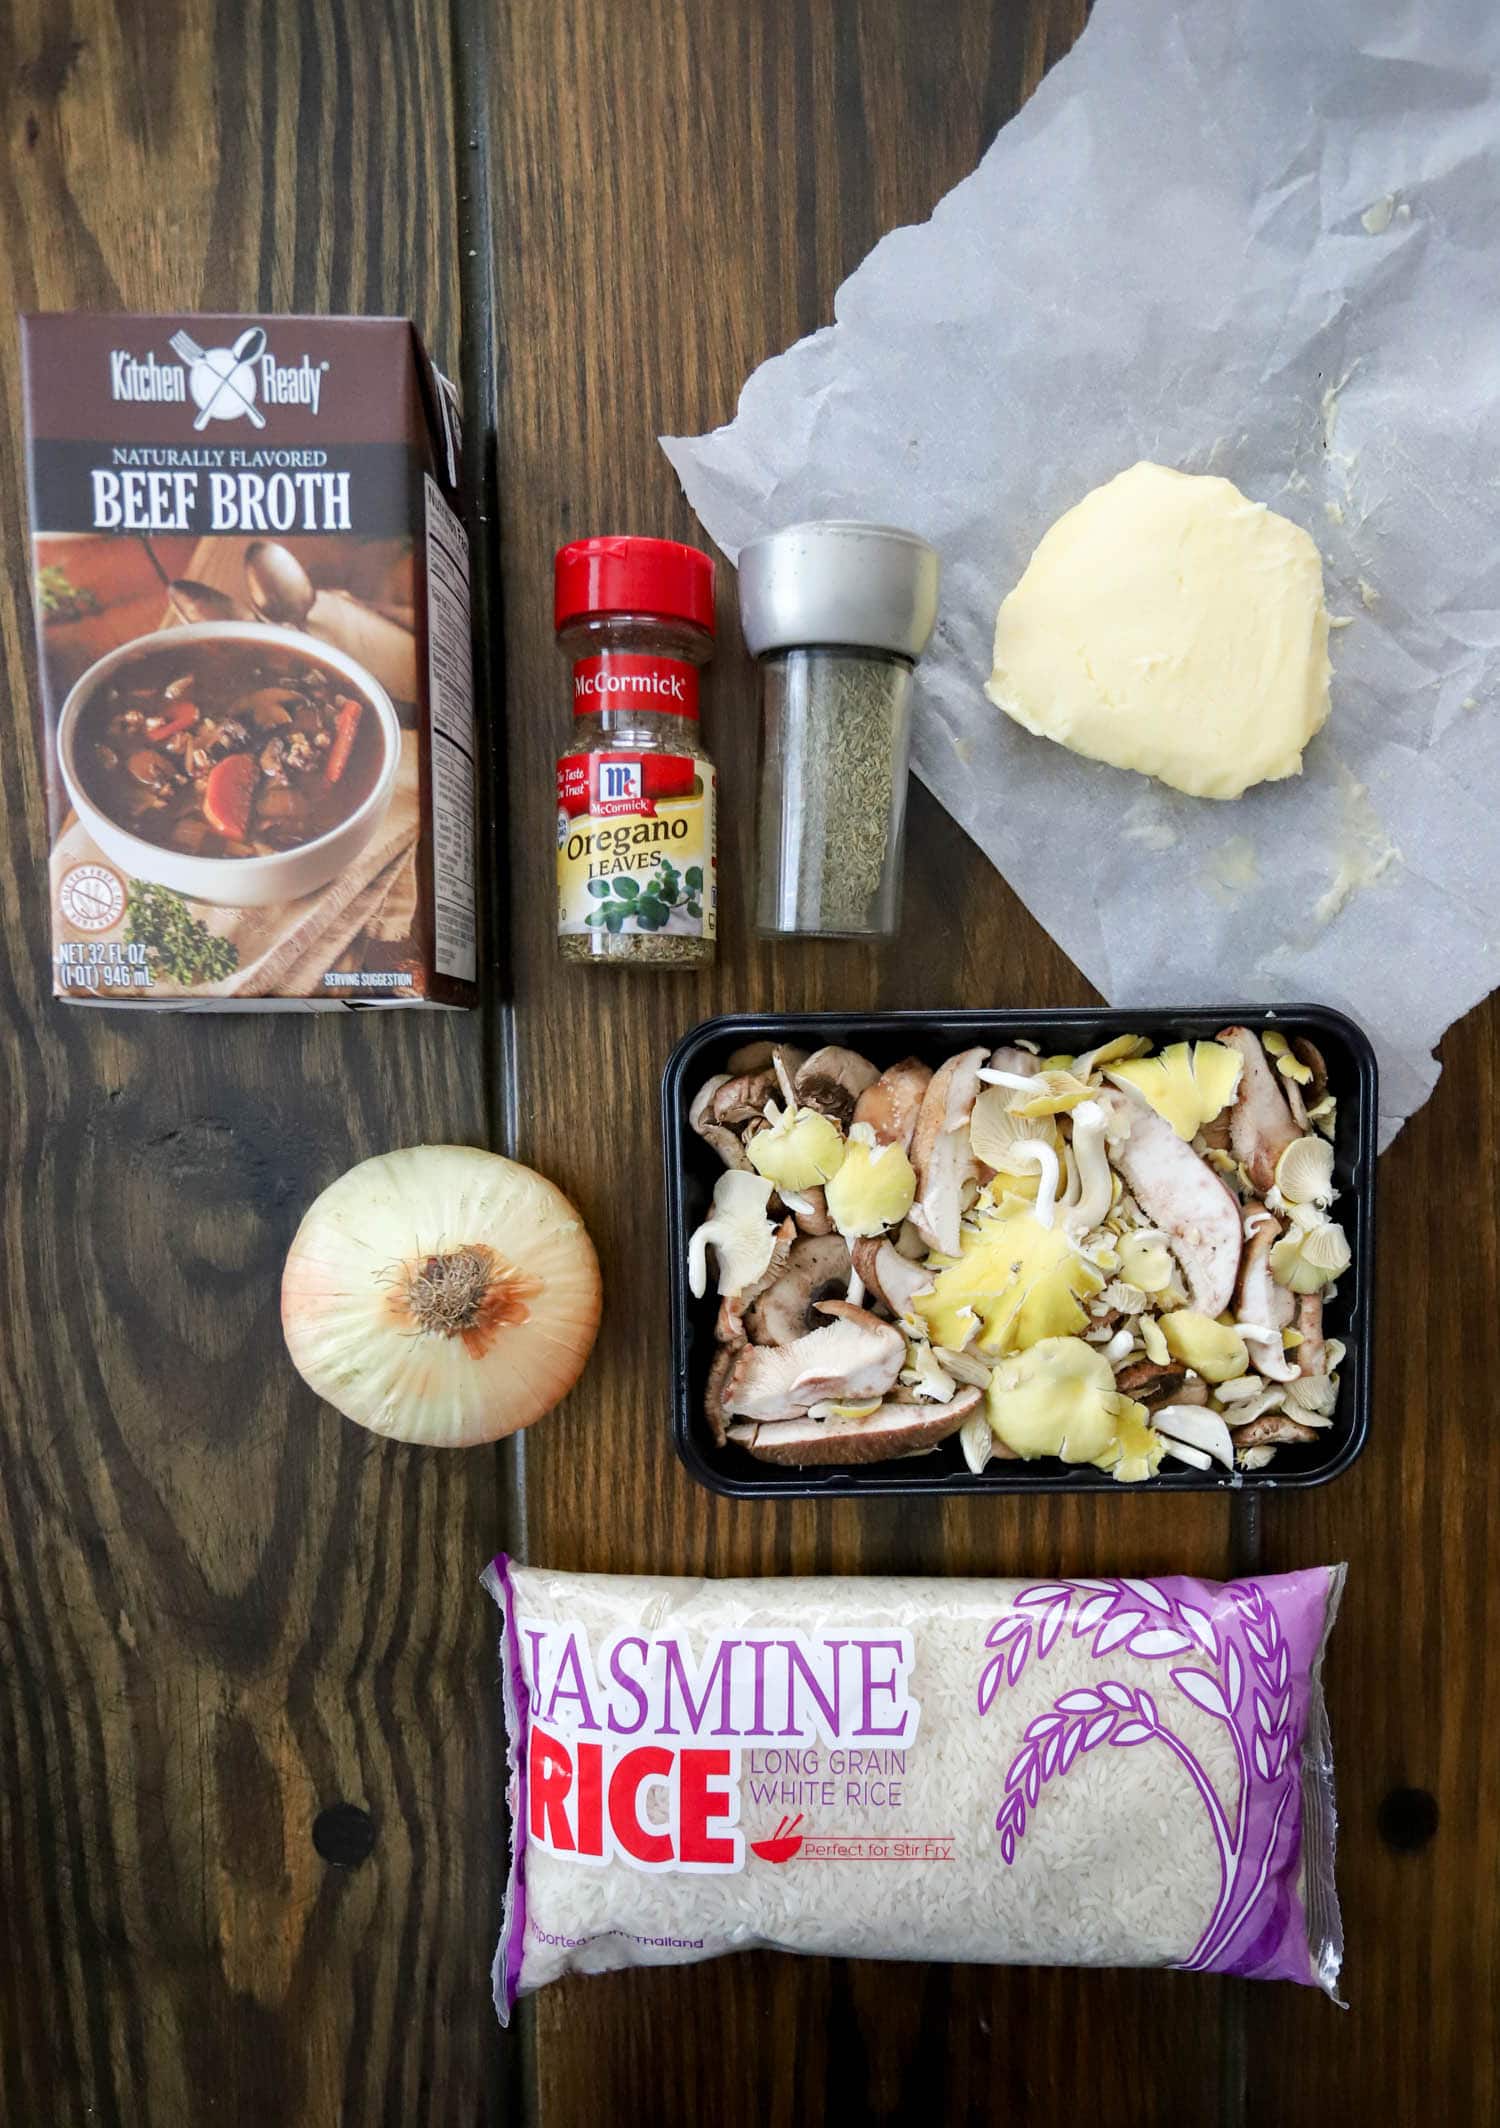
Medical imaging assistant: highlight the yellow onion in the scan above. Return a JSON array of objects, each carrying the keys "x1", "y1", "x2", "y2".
[{"x1": 281, "y1": 1145, "x2": 601, "y2": 1445}]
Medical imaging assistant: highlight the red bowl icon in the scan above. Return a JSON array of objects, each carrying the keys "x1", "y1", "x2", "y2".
[{"x1": 750, "y1": 1814, "x2": 805, "y2": 1864}]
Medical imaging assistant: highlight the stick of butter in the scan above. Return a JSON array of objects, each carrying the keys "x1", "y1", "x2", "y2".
[{"x1": 985, "y1": 462, "x2": 1331, "y2": 801}]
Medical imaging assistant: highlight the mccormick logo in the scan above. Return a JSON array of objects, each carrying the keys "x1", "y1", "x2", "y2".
[
  {"x1": 597, "y1": 760, "x2": 643, "y2": 804},
  {"x1": 571, "y1": 654, "x2": 697, "y2": 718},
  {"x1": 108, "y1": 327, "x2": 329, "y2": 427}
]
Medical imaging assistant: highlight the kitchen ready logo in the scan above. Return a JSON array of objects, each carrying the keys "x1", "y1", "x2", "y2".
[{"x1": 108, "y1": 326, "x2": 329, "y2": 426}]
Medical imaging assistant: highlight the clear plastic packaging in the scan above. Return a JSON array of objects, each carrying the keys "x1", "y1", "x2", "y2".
[{"x1": 485, "y1": 1557, "x2": 1346, "y2": 2019}]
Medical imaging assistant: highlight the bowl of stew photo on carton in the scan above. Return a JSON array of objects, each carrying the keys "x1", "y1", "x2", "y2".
[
  {"x1": 57, "y1": 621, "x2": 401, "y2": 908},
  {"x1": 663, "y1": 1007, "x2": 1377, "y2": 1500}
]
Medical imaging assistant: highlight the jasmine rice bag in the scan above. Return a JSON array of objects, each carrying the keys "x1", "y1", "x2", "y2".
[{"x1": 485, "y1": 1559, "x2": 1344, "y2": 2014}]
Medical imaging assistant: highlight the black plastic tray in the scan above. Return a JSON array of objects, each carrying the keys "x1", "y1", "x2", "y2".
[{"x1": 663, "y1": 1006, "x2": 1376, "y2": 1499}]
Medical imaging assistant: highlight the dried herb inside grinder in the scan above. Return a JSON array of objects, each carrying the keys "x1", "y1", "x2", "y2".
[{"x1": 739, "y1": 521, "x2": 939, "y2": 940}]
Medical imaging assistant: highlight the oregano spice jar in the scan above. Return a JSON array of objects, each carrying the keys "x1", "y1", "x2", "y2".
[
  {"x1": 739, "y1": 521, "x2": 939, "y2": 939},
  {"x1": 554, "y1": 537, "x2": 717, "y2": 967}
]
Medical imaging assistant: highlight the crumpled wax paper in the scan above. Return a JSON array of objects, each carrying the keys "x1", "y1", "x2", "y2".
[{"x1": 663, "y1": 0, "x2": 1500, "y2": 1146}]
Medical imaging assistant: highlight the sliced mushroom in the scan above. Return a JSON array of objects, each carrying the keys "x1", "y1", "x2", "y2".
[
  {"x1": 988, "y1": 1045, "x2": 1041, "y2": 1078},
  {"x1": 690, "y1": 1074, "x2": 753, "y2": 1171},
  {"x1": 726, "y1": 1040, "x2": 808, "y2": 1078},
  {"x1": 1295, "y1": 1291, "x2": 1326, "y2": 1376},
  {"x1": 705, "y1": 1345, "x2": 738, "y2": 1448},
  {"x1": 852, "y1": 1057, "x2": 933, "y2": 1152},
  {"x1": 722, "y1": 1302, "x2": 905, "y2": 1423},
  {"x1": 1229, "y1": 1410, "x2": 1319, "y2": 1449},
  {"x1": 728, "y1": 1385, "x2": 981, "y2": 1465},
  {"x1": 851, "y1": 1236, "x2": 936, "y2": 1319},
  {"x1": 794, "y1": 1046, "x2": 881, "y2": 1125},
  {"x1": 744, "y1": 1235, "x2": 852, "y2": 1345},
  {"x1": 1113, "y1": 1359, "x2": 1189, "y2": 1407},
  {"x1": 1099, "y1": 1090, "x2": 1242, "y2": 1318},
  {"x1": 1217, "y1": 1027, "x2": 1302, "y2": 1193},
  {"x1": 712, "y1": 1068, "x2": 779, "y2": 1131},
  {"x1": 909, "y1": 1047, "x2": 989, "y2": 1257},
  {"x1": 782, "y1": 1186, "x2": 836, "y2": 1237},
  {"x1": 1235, "y1": 1204, "x2": 1298, "y2": 1382}
]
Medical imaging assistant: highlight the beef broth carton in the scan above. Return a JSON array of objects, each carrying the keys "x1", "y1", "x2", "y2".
[{"x1": 21, "y1": 313, "x2": 477, "y2": 1007}]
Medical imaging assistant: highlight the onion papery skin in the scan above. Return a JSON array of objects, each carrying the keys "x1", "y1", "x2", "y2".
[{"x1": 281, "y1": 1144, "x2": 602, "y2": 1446}]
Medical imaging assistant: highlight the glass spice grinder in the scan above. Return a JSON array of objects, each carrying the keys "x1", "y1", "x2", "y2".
[{"x1": 738, "y1": 521, "x2": 940, "y2": 939}]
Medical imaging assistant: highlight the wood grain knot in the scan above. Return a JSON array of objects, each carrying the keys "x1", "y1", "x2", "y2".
[
  {"x1": 312, "y1": 1802, "x2": 376, "y2": 1868},
  {"x1": 1377, "y1": 1786, "x2": 1438, "y2": 1853}
]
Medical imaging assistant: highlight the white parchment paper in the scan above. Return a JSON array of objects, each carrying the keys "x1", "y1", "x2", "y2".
[{"x1": 664, "y1": 0, "x2": 1500, "y2": 1145}]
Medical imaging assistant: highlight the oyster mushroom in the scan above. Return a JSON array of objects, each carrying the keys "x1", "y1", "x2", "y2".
[
  {"x1": 744, "y1": 1234, "x2": 852, "y2": 1345},
  {"x1": 851, "y1": 1236, "x2": 936, "y2": 1319},
  {"x1": 852, "y1": 1057, "x2": 933, "y2": 1151},
  {"x1": 909, "y1": 1047, "x2": 989, "y2": 1256},
  {"x1": 825, "y1": 1124, "x2": 918, "y2": 1253},
  {"x1": 717, "y1": 1216, "x2": 796, "y2": 1342},
  {"x1": 934, "y1": 1344, "x2": 995, "y2": 1390},
  {"x1": 985, "y1": 1336, "x2": 1162, "y2": 1481},
  {"x1": 1222, "y1": 1384, "x2": 1297, "y2": 1428},
  {"x1": 727, "y1": 1385, "x2": 981, "y2": 1465},
  {"x1": 1152, "y1": 1402, "x2": 1236, "y2": 1470},
  {"x1": 1272, "y1": 1134, "x2": 1336, "y2": 1211},
  {"x1": 900, "y1": 1342, "x2": 957, "y2": 1402},
  {"x1": 794, "y1": 1046, "x2": 880, "y2": 1125},
  {"x1": 1106, "y1": 1039, "x2": 1243, "y2": 1142},
  {"x1": 746, "y1": 1102, "x2": 846, "y2": 1194},
  {"x1": 1160, "y1": 1310, "x2": 1249, "y2": 1383},
  {"x1": 1098, "y1": 1089, "x2": 1242, "y2": 1318},
  {"x1": 722, "y1": 1302, "x2": 905, "y2": 1423},
  {"x1": 1060, "y1": 1099, "x2": 1113, "y2": 1233},
  {"x1": 687, "y1": 1171, "x2": 780, "y2": 1301},
  {"x1": 1270, "y1": 1213, "x2": 1351, "y2": 1293},
  {"x1": 689, "y1": 1075, "x2": 752, "y2": 1171},
  {"x1": 916, "y1": 1196, "x2": 1104, "y2": 1356},
  {"x1": 1235, "y1": 1205, "x2": 1298, "y2": 1382},
  {"x1": 1217, "y1": 1027, "x2": 1303, "y2": 1193}
]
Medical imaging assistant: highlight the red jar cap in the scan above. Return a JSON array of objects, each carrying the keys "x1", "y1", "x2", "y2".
[{"x1": 554, "y1": 536, "x2": 716, "y2": 636}]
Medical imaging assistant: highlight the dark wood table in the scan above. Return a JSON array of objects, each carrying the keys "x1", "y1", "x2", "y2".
[{"x1": 2, "y1": 1, "x2": 1493, "y2": 2122}]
